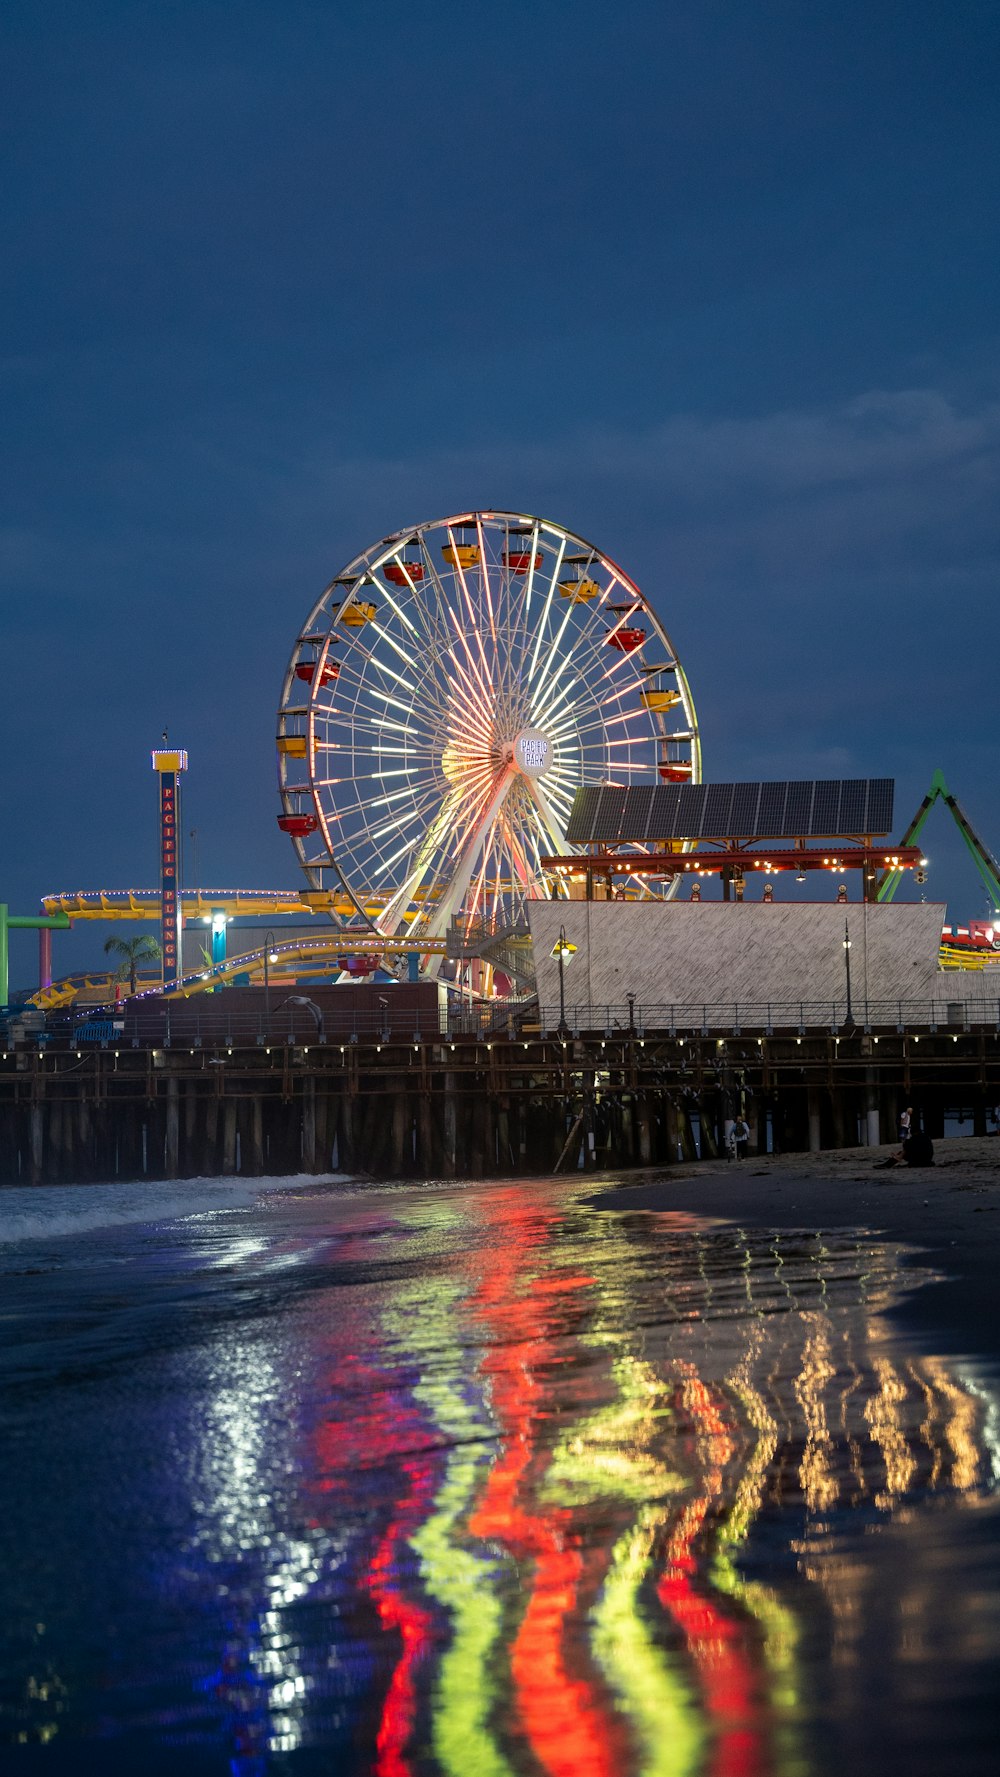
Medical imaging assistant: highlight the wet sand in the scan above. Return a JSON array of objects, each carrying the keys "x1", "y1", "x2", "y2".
[{"x1": 590, "y1": 1135, "x2": 1000, "y2": 1366}]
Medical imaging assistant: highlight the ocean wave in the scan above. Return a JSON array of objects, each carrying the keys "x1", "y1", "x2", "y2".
[{"x1": 0, "y1": 1174, "x2": 350, "y2": 1245}]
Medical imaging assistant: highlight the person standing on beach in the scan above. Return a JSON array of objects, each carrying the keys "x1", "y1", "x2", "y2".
[
  {"x1": 733, "y1": 1115, "x2": 751, "y2": 1160},
  {"x1": 900, "y1": 1106, "x2": 912, "y2": 1146}
]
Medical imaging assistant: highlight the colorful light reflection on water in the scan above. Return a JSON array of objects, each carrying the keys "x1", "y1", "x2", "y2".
[{"x1": 1, "y1": 1178, "x2": 999, "y2": 1776}]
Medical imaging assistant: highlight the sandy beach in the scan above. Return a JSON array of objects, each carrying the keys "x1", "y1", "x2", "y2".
[{"x1": 591, "y1": 1135, "x2": 1000, "y2": 1365}]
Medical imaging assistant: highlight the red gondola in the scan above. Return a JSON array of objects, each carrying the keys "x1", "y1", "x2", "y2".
[
  {"x1": 503, "y1": 550, "x2": 543, "y2": 575},
  {"x1": 658, "y1": 764, "x2": 692, "y2": 783},
  {"x1": 337, "y1": 954, "x2": 379, "y2": 976},
  {"x1": 295, "y1": 660, "x2": 340, "y2": 686},
  {"x1": 383, "y1": 560, "x2": 425, "y2": 586},
  {"x1": 277, "y1": 813, "x2": 319, "y2": 837},
  {"x1": 606, "y1": 626, "x2": 646, "y2": 652}
]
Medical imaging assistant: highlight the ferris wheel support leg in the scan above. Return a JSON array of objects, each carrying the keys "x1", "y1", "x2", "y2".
[
  {"x1": 420, "y1": 767, "x2": 518, "y2": 948},
  {"x1": 375, "y1": 793, "x2": 465, "y2": 939}
]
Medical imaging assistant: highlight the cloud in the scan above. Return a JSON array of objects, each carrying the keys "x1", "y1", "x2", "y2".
[{"x1": 276, "y1": 383, "x2": 1000, "y2": 603}]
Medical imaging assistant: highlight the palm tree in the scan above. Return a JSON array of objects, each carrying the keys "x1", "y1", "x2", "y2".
[{"x1": 104, "y1": 932, "x2": 162, "y2": 996}]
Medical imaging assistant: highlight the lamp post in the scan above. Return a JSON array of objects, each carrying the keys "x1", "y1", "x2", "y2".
[
  {"x1": 842, "y1": 918, "x2": 854, "y2": 1028},
  {"x1": 551, "y1": 925, "x2": 576, "y2": 1039},
  {"x1": 279, "y1": 995, "x2": 325, "y2": 1041}
]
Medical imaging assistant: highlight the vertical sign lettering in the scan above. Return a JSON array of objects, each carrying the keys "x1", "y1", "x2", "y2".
[
  {"x1": 151, "y1": 749, "x2": 187, "y2": 993},
  {"x1": 160, "y1": 773, "x2": 182, "y2": 987}
]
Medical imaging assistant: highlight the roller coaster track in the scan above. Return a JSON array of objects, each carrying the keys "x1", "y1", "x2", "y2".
[
  {"x1": 41, "y1": 889, "x2": 359, "y2": 920},
  {"x1": 29, "y1": 933, "x2": 450, "y2": 1009}
]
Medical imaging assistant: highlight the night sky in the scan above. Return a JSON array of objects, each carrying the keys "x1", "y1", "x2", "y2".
[{"x1": 2, "y1": 2, "x2": 998, "y2": 988}]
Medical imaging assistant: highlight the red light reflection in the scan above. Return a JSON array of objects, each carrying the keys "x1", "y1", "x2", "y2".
[
  {"x1": 467, "y1": 1199, "x2": 624, "y2": 1777},
  {"x1": 658, "y1": 1367, "x2": 765, "y2": 1777}
]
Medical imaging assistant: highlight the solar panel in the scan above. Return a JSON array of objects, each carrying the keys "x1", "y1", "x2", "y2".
[
  {"x1": 784, "y1": 781, "x2": 814, "y2": 833},
  {"x1": 676, "y1": 784, "x2": 705, "y2": 836},
  {"x1": 591, "y1": 786, "x2": 628, "y2": 842},
  {"x1": 811, "y1": 781, "x2": 842, "y2": 835},
  {"x1": 867, "y1": 779, "x2": 894, "y2": 832},
  {"x1": 624, "y1": 784, "x2": 657, "y2": 840},
  {"x1": 703, "y1": 783, "x2": 734, "y2": 833},
  {"x1": 565, "y1": 786, "x2": 602, "y2": 844},
  {"x1": 730, "y1": 783, "x2": 760, "y2": 833},
  {"x1": 651, "y1": 784, "x2": 683, "y2": 834},
  {"x1": 562, "y1": 779, "x2": 896, "y2": 843},
  {"x1": 758, "y1": 782, "x2": 787, "y2": 835},
  {"x1": 839, "y1": 779, "x2": 868, "y2": 832}
]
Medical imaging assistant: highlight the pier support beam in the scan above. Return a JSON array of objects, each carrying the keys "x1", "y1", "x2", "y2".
[
  {"x1": 222, "y1": 1100, "x2": 237, "y2": 1175},
  {"x1": 165, "y1": 1077, "x2": 179, "y2": 1178},
  {"x1": 302, "y1": 1077, "x2": 317, "y2": 1173},
  {"x1": 443, "y1": 1075, "x2": 457, "y2": 1177},
  {"x1": 864, "y1": 1069, "x2": 880, "y2": 1148},
  {"x1": 808, "y1": 1089, "x2": 822, "y2": 1154}
]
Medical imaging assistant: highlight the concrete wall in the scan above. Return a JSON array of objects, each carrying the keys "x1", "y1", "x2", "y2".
[{"x1": 527, "y1": 899, "x2": 948, "y2": 1014}]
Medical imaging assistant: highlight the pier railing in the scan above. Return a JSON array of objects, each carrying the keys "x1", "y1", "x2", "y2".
[
  {"x1": 539, "y1": 998, "x2": 1000, "y2": 1038},
  {"x1": 17, "y1": 991, "x2": 1000, "y2": 1051},
  {"x1": 32, "y1": 995, "x2": 537, "y2": 1050}
]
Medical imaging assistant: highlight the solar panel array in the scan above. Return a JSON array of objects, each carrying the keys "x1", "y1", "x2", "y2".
[{"x1": 564, "y1": 779, "x2": 895, "y2": 844}]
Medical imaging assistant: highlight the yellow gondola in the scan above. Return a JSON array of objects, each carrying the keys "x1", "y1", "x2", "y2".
[
  {"x1": 276, "y1": 735, "x2": 309, "y2": 758},
  {"x1": 559, "y1": 576, "x2": 600, "y2": 601},
  {"x1": 442, "y1": 543, "x2": 480, "y2": 569},
  {"x1": 340, "y1": 601, "x2": 377, "y2": 626},
  {"x1": 640, "y1": 688, "x2": 683, "y2": 712}
]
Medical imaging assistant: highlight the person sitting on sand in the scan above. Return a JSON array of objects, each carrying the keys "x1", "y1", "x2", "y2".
[
  {"x1": 904, "y1": 1129, "x2": 934, "y2": 1165},
  {"x1": 877, "y1": 1130, "x2": 935, "y2": 1168}
]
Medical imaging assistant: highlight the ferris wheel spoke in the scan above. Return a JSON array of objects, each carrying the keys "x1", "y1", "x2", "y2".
[
  {"x1": 474, "y1": 515, "x2": 500, "y2": 654},
  {"x1": 413, "y1": 765, "x2": 519, "y2": 942},
  {"x1": 445, "y1": 524, "x2": 495, "y2": 686},
  {"x1": 526, "y1": 533, "x2": 568, "y2": 686},
  {"x1": 443, "y1": 604, "x2": 498, "y2": 715},
  {"x1": 524, "y1": 775, "x2": 572, "y2": 859},
  {"x1": 375, "y1": 828, "x2": 459, "y2": 935},
  {"x1": 528, "y1": 563, "x2": 624, "y2": 704},
  {"x1": 415, "y1": 533, "x2": 473, "y2": 662},
  {"x1": 501, "y1": 516, "x2": 540, "y2": 707}
]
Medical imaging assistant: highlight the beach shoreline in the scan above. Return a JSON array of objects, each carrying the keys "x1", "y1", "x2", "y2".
[{"x1": 588, "y1": 1135, "x2": 1000, "y2": 1368}]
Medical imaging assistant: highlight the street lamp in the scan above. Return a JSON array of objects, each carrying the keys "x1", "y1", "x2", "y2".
[
  {"x1": 551, "y1": 925, "x2": 577, "y2": 1039},
  {"x1": 842, "y1": 918, "x2": 854, "y2": 1028},
  {"x1": 280, "y1": 995, "x2": 325, "y2": 1040}
]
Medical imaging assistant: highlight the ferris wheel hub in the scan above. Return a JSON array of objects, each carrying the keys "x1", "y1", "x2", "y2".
[{"x1": 510, "y1": 728, "x2": 554, "y2": 779}]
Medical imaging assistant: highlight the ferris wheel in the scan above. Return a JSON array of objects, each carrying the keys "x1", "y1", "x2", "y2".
[{"x1": 276, "y1": 511, "x2": 700, "y2": 944}]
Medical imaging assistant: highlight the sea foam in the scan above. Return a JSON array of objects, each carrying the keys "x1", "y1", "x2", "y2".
[{"x1": 0, "y1": 1174, "x2": 348, "y2": 1245}]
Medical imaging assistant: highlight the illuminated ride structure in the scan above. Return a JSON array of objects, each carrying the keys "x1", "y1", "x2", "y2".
[
  {"x1": 29, "y1": 891, "x2": 451, "y2": 1010},
  {"x1": 276, "y1": 512, "x2": 701, "y2": 965},
  {"x1": 880, "y1": 769, "x2": 1000, "y2": 969}
]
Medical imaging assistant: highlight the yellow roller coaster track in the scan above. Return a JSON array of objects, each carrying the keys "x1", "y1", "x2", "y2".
[
  {"x1": 41, "y1": 882, "x2": 525, "y2": 921},
  {"x1": 155, "y1": 935, "x2": 449, "y2": 1000},
  {"x1": 41, "y1": 889, "x2": 358, "y2": 920},
  {"x1": 29, "y1": 935, "x2": 450, "y2": 1008},
  {"x1": 939, "y1": 943, "x2": 1000, "y2": 971}
]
